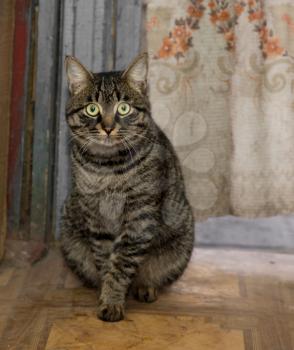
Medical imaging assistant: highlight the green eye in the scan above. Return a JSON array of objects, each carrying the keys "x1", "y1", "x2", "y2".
[
  {"x1": 117, "y1": 102, "x2": 131, "y2": 116},
  {"x1": 85, "y1": 103, "x2": 100, "y2": 117}
]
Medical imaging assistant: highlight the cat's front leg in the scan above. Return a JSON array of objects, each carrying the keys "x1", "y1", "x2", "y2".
[{"x1": 97, "y1": 216, "x2": 155, "y2": 322}]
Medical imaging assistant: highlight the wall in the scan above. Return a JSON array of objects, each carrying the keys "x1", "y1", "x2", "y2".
[{"x1": 6, "y1": 0, "x2": 145, "y2": 241}]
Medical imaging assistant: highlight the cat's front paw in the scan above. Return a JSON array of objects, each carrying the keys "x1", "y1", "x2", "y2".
[{"x1": 97, "y1": 301, "x2": 125, "y2": 322}]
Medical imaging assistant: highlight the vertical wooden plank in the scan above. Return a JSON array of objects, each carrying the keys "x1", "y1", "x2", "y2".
[
  {"x1": 92, "y1": 0, "x2": 115, "y2": 72},
  {"x1": 139, "y1": 0, "x2": 148, "y2": 53},
  {"x1": 74, "y1": 0, "x2": 95, "y2": 68},
  {"x1": 73, "y1": 0, "x2": 115, "y2": 72},
  {"x1": 53, "y1": 0, "x2": 75, "y2": 239},
  {"x1": 54, "y1": 0, "x2": 116, "y2": 238},
  {"x1": 20, "y1": 0, "x2": 38, "y2": 238},
  {"x1": 0, "y1": 0, "x2": 15, "y2": 258},
  {"x1": 7, "y1": 0, "x2": 32, "y2": 239},
  {"x1": 30, "y1": 0, "x2": 60, "y2": 240},
  {"x1": 91, "y1": 0, "x2": 107, "y2": 72},
  {"x1": 115, "y1": 0, "x2": 143, "y2": 70}
]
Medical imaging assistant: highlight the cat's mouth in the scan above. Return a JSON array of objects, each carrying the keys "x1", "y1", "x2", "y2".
[
  {"x1": 73, "y1": 131, "x2": 128, "y2": 155},
  {"x1": 102, "y1": 136, "x2": 114, "y2": 146},
  {"x1": 88, "y1": 134, "x2": 124, "y2": 150}
]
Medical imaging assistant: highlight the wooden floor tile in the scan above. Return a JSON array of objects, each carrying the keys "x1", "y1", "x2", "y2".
[
  {"x1": 0, "y1": 267, "x2": 14, "y2": 286},
  {"x1": 45, "y1": 314, "x2": 244, "y2": 350},
  {"x1": 0, "y1": 240, "x2": 293, "y2": 350}
]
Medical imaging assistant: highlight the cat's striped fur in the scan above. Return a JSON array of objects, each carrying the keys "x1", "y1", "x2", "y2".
[{"x1": 60, "y1": 53, "x2": 194, "y2": 322}]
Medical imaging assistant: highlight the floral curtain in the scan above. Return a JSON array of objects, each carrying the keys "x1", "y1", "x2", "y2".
[{"x1": 146, "y1": 0, "x2": 294, "y2": 220}]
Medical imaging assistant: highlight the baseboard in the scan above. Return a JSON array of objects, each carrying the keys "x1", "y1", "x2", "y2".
[{"x1": 196, "y1": 215, "x2": 294, "y2": 250}]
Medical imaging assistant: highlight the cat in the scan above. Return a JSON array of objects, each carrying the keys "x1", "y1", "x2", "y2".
[{"x1": 60, "y1": 53, "x2": 194, "y2": 322}]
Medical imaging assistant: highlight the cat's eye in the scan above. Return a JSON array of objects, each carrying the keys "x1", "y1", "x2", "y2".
[
  {"x1": 117, "y1": 102, "x2": 131, "y2": 117},
  {"x1": 85, "y1": 103, "x2": 100, "y2": 117}
]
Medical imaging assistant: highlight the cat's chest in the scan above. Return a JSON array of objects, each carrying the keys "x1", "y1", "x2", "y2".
[
  {"x1": 74, "y1": 165, "x2": 124, "y2": 194},
  {"x1": 81, "y1": 191, "x2": 126, "y2": 235},
  {"x1": 98, "y1": 191, "x2": 126, "y2": 220}
]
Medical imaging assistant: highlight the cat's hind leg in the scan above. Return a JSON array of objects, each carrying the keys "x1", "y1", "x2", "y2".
[{"x1": 132, "y1": 231, "x2": 194, "y2": 302}]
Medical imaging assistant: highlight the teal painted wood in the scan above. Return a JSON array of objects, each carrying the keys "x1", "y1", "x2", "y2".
[{"x1": 30, "y1": 0, "x2": 60, "y2": 240}]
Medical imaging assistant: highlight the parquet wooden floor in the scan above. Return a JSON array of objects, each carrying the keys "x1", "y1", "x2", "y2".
[{"x1": 0, "y1": 240, "x2": 294, "y2": 350}]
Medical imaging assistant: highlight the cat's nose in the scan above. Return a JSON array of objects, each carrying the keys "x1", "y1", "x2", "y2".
[
  {"x1": 101, "y1": 116, "x2": 115, "y2": 135},
  {"x1": 104, "y1": 127, "x2": 114, "y2": 135}
]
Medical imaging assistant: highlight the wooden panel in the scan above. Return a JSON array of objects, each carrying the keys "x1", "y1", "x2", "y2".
[
  {"x1": 7, "y1": 0, "x2": 32, "y2": 238},
  {"x1": 0, "y1": 0, "x2": 15, "y2": 259},
  {"x1": 98, "y1": 0, "x2": 116, "y2": 72},
  {"x1": 0, "y1": 0, "x2": 145, "y2": 243},
  {"x1": 53, "y1": 0, "x2": 75, "y2": 240},
  {"x1": 30, "y1": 0, "x2": 60, "y2": 240},
  {"x1": 115, "y1": 0, "x2": 143, "y2": 70},
  {"x1": 74, "y1": 0, "x2": 95, "y2": 68},
  {"x1": 19, "y1": 1, "x2": 38, "y2": 239}
]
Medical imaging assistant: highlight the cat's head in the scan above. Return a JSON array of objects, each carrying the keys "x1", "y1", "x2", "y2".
[{"x1": 65, "y1": 53, "x2": 151, "y2": 157}]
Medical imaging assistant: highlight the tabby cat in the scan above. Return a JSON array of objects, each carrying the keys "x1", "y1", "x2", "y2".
[{"x1": 60, "y1": 53, "x2": 194, "y2": 322}]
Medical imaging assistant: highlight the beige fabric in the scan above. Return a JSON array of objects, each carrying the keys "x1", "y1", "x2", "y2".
[{"x1": 146, "y1": 0, "x2": 294, "y2": 220}]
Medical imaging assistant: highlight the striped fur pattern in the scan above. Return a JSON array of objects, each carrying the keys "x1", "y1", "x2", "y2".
[{"x1": 60, "y1": 53, "x2": 194, "y2": 322}]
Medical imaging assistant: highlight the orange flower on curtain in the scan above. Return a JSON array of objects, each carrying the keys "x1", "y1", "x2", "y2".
[
  {"x1": 247, "y1": 0, "x2": 287, "y2": 58},
  {"x1": 155, "y1": 0, "x2": 206, "y2": 61},
  {"x1": 155, "y1": 0, "x2": 287, "y2": 61},
  {"x1": 209, "y1": 0, "x2": 286, "y2": 58},
  {"x1": 208, "y1": 0, "x2": 246, "y2": 50},
  {"x1": 282, "y1": 14, "x2": 294, "y2": 33}
]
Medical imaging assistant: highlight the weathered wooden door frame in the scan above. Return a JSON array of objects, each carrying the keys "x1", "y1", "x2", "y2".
[{"x1": 0, "y1": 0, "x2": 16, "y2": 259}]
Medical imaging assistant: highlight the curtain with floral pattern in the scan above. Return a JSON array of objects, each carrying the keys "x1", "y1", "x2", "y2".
[{"x1": 146, "y1": 0, "x2": 294, "y2": 220}]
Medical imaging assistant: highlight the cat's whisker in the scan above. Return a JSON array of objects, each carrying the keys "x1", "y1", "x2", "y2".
[
  {"x1": 119, "y1": 131, "x2": 155, "y2": 145},
  {"x1": 68, "y1": 131, "x2": 90, "y2": 146},
  {"x1": 80, "y1": 139, "x2": 91, "y2": 156},
  {"x1": 121, "y1": 137, "x2": 134, "y2": 164},
  {"x1": 123, "y1": 136, "x2": 137, "y2": 156}
]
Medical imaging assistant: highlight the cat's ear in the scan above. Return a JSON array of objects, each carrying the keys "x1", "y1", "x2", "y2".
[
  {"x1": 122, "y1": 53, "x2": 148, "y2": 94},
  {"x1": 65, "y1": 56, "x2": 93, "y2": 95}
]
